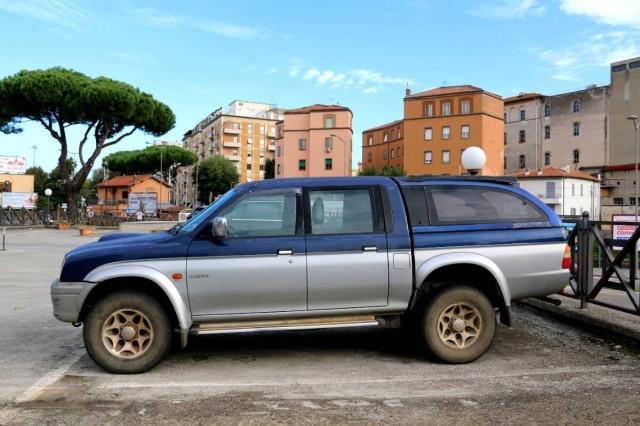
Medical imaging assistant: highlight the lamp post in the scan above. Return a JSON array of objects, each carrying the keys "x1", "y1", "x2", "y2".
[
  {"x1": 628, "y1": 114, "x2": 639, "y2": 220},
  {"x1": 329, "y1": 133, "x2": 351, "y2": 176},
  {"x1": 461, "y1": 147, "x2": 487, "y2": 176},
  {"x1": 44, "y1": 188, "x2": 52, "y2": 226}
]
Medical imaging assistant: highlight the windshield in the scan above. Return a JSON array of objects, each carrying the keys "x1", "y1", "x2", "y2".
[{"x1": 175, "y1": 188, "x2": 239, "y2": 234}]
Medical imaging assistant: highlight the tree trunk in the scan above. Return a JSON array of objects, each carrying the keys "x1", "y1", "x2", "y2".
[{"x1": 65, "y1": 190, "x2": 76, "y2": 223}]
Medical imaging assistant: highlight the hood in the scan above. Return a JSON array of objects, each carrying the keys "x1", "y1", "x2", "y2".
[{"x1": 60, "y1": 231, "x2": 190, "y2": 282}]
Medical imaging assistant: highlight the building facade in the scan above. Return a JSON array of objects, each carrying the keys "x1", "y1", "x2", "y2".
[
  {"x1": 179, "y1": 100, "x2": 284, "y2": 205},
  {"x1": 510, "y1": 167, "x2": 600, "y2": 218},
  {"x1": 503, "y1": 87, "x2": 608, "y2": 175},
  {"x1": 95, "y1": 175, "x2": 171, "y2": 216},
  {"x1": 274, "y1": 104, "x2": 352, "y2": 177},
  {"x1": 362, "y1": 85, "x2": 504, "y2": 176}
]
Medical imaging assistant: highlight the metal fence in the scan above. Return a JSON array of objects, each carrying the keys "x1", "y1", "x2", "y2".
[
  {"x1": 1, "y1": 208, "x2": 180, "y2": 227},
  {"x1": 564, "y1": 212, "x2": 640, "y2": 316},
  {"x1": 0, "y1": 208, "x2": 51, "y2": 226}
]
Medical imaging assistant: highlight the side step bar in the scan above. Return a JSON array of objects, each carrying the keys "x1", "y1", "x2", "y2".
[{"x1": 193, "y1": 315, "x2": 379, "y2": 335}]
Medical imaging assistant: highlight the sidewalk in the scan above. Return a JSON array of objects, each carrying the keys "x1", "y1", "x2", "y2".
[{"x1": 520, "y1": 294, "x2": 640, "y2": 343}]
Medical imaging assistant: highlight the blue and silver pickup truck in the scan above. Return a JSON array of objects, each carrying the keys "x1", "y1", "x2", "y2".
[{"x1": 51, "y1": 176, "x2": 570, "y2": 373}]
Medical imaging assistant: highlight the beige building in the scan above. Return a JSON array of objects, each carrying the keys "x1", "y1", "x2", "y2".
[
  {"x1": 503, "y1": 86, "x2": 608, "y2": 175},
  {"x1": 274, "y1": 104, "x2": 353, "y2": 177},
  {"x1": 179, "y1": 100, "x2": 284, "y2": 205}
]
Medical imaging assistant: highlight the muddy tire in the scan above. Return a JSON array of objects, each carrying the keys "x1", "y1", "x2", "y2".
[
  {"x1": 83, "y1": 290, "x2": 171, "y2": 374},
  {"x1": 421, "y1": 286, "x2": 496, "y2": 363}
]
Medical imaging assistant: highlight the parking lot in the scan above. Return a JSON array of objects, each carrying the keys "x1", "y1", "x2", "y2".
[{"x1": 1, "y1": 228, "x2": 639, "y2": 425}]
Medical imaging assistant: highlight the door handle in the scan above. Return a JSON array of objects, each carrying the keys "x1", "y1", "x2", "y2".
[
  {"x1": 277, "y1": 249, "x2": 293, "y2": 255},
  {"x1": 362, "y1": 246, "x2": 378, "y2": 252}
]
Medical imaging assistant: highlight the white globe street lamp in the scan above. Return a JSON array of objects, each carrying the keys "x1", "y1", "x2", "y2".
[
  {"x1": 44, "y1": 188, "x2": 53, "y2": 226},
  {"x1": 461, "y1": 147, "x2": 486, "y2": 176}
]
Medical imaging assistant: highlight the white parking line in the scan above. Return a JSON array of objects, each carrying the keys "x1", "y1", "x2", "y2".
[{"x1": 15, "y1": 351, "x2": 84, "y2": 403}]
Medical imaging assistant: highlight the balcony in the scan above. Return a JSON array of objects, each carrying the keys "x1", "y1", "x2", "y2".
[
  {"x1": 223, "y1": 141, "x2": 241, "y2": 148},
  {"x1": 226, "y1": 154, "x2": 241, "y2": 162},
  {"x1": 267, "y1": 144, "x2": 276, "y2": 151},
  {"x1": 224, "y1": 127, "x2": 241, "y2": 135}
]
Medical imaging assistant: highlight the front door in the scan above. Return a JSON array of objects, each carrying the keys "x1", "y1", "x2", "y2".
[
  {"x1": 187, "y1": 188, "x2": 307, "y2": 316},
  {"x1": 304, "y1": 186, "x2": 389, "y2": 310}
]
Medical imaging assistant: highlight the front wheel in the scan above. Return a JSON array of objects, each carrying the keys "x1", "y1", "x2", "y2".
[
  {"x1": 421, "y1": 286, "x2": 496, "y2": 363},
  {"x1": 83, "y1": 290, "x2": 172, "y2": 373}
]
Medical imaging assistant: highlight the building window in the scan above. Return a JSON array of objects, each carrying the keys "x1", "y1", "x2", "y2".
[
  {"x1": 573, "y1": 122, "x2": 580, "y2": 136},
  {"x1": 573, "y1": 149, "x2": 580, "y2": 163},
  {"x1": 298, "y1": 138, "x2": 306, "y2": 150},
  {"x1": 424, "y1": 151, "x2": 432, "y2": 164},
  {"x1": 544, "y1": 105, "x2": 551, "y2": 117},
  {"x1": 397, "y1": 147, "x2": 401, "y2": 158},
  {"x1": 571, "y1": 183, "x2": 575, "y2": 196},
  {"x1": 442, "y1": 126, "x2": 451, "y2": 140},
  {"x1": 247, "y1": 163, "x2": 252, "y2": 170},
  {"x1": 519, "y1": 108, "x2": 526, "y2": 121},
  {"x1": 442, "y1": 150, "x2": 451, "y2": 164},
  {"x1": 580, "y1": 184, "x2": 584, "y2": 196},
  {"x1": 519, "y1": 154, "x2": 526, "y2": 169},
  {"x1": 277, "y1": 164, "x2": 281, "y2": 175},
  {"x1": 519, "y1": 130, "x2": 526, "y2": 143},
  {"x1": 544, "y1": 125, "x2": 550, "y2": 139},
  {"x1": 424, "y1": 102, "x2": 434, "y2": 117},
  {"x1": 546, "y1": 182, "x2": 556, "y2": 198},
  {"x1": 391, "y1": 149, "x2": 395, "y2": 159},
  {"x1": 461, "y1": 125, "x2": 470, "y2": 139},
  {"x1": 460, "y1": 100, "x2": 471, "y2": 114},
  {"x1": 504, "y1": 112, "x2": 507, "y2": 122},
  {"x1": 367, "y1": 152, "x2": 372, "y2": 162},
  {"x1": 324, "y1": 137, "x2": 333, "y2": 151},
  {"x1": 325, "y1": 158, "x2": 333, "y2": 170},
  {"x1": 298, "y1": 159, "x2": 306, "y2": 171},
  {"x1": 441, "y1": 102, "x2": 452, "y2": 116},
  {"x1": 247, "y1": 124, "x2": 253, "y2": 132},
  {"x1": 503, "y1": 156, "x2": 507, "y2": 169},
  {"x1": 324, "y1": 115, "x2": 335, "y2": 128},
  {"x1": 424, "y1": 127, "x2": 433, "y2": 140},
  {"x1": 572, "y1": 99, "x2": 581, "y2": 113},
  {"x1": 397, "y1": 128, "x2": 402, "y2": 138},
  {"x1": 383, "y1": 133, "x2": 388, "y2": 142},
  {"x1": 122, "y1": 191, "x2": 129, "y2": 199},
  {"x1": 383, "y1": 150, "x2": 387, "y2": 160},
  {"x1": 614, "y1": 197, "x2": 624, "y2": 205},
  {"x1": 368, "y1": 136, "x2": 373, "y2": 146},
  {"x1": 544, "y1": 151, "x2": 551, "y2": 166},
  {"x1": 277, "y1": 145, "x2": 282, "y2": 157},
  {"x1": 504, "y1": 132, "x2": 507, "y2": 145}
]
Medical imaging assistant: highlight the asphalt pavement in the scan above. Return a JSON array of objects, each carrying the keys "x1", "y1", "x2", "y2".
[{"x1": 1, "y1": 229, "x2": 639, "y2": 425}]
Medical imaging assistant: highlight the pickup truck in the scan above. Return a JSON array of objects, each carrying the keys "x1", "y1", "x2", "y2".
[{"x1": 51, "y1": 176, "x2": 570, "y2": 373}]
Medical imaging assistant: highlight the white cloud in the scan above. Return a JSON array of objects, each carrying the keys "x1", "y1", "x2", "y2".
[
  {"x1": 0, "y1": 0, "x2": 90, "y2": 30},
  {"x1": 532, "y1": 31, "x2": 640, "y2": 81},
  {"x1": 267, "y1": 67, "x2": 278, "y2": 75},
  {"x1": 560, "y1": 0, "x2": 640, "y2": 28},
  {"x1": 133, "y1": 8, "x2": 267, "y2": 40},
  {"x1": 470, "y1": 0, "x2": 545, "y2": 19},
  {"x1": 291, "y1": 64, "x2": 412, "y2": 94}
]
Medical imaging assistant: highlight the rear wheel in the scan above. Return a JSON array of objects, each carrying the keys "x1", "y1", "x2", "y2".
[
  {"x1": 83, "y1": 290, "x2": 171, "y2": 373},
  {"x1": 421, "y1": 286, "x2": 496, "y2": 363}
]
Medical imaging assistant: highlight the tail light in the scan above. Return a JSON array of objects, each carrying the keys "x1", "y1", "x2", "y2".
[{"x1": 561, "y1": 244, "x2": 571, "y2": 269}]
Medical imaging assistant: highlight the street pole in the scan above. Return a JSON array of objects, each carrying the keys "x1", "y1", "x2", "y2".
[{"x1": 30, "y1": 145, "x2": 37, "y2": 168}]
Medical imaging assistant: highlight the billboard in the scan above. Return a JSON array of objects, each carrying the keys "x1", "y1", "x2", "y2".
[
  {"x1": 0, "y1": 156, "x2": 27, "y2": 174},
  {"x1": 128, "y1": 192, "x2": 158, "y2": 215},
  {"x1": 1, "y1": 192, "x2": 38, "y2": 209},
  {"x1": 612, "y1": 215, "x2": 639, "y2": 241}
]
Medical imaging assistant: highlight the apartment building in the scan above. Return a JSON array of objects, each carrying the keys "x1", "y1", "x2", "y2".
[
  {"x1": 503, "y1": 87, "x2": 608, "y2": 174},
  {"x1": 179, "y1": 100, "x2": 284, "y2": 205},
  {"x1": 274, "y1": 104, "x2": 352, "y2": 177},
  {"x1": 362, "y1": 85, "x2": 504, "y2": 176}
]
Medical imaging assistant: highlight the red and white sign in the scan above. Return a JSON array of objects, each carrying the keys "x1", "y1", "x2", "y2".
[
  {"x1": 612, "y1": 214, "x2": 639, "y2": 240},
  {"x1": 0, "y1": 156, "x2": 27, "y2": 174}
]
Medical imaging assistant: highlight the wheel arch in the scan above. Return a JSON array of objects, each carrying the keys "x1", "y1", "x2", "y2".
[{"x1": 414, "y1": 253, "x2": 512, "y2": 326}]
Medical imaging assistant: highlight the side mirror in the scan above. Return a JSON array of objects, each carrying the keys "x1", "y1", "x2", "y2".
[{"x1": 211, "y1": 216, "x2": 228, "y2": 240}]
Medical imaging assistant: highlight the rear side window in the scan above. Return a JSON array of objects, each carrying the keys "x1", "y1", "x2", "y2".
[
  {"x1": 400, "y1": 186, "x2": 429, "y2": 226},
  {"x1": 427, "y1": 186, "x2": 546, "y2": 224},
  {"x1": 307, "y1": 188, "x2": 378, "y2": 235}
]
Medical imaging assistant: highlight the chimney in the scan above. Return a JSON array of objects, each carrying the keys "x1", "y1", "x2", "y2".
[{"x1": 405, "y1": 82, "x2": 411, "y2": 97}]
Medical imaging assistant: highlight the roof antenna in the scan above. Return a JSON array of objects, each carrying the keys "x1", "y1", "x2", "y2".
[{"x1": 405, "y1": 82, "x2": 411, "y2": 96}]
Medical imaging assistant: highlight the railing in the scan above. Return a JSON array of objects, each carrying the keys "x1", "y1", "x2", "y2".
[
  {"x1": 0, "y1": 208, "x2": 50, "y2": 226},
  {"x1": 564, "y1": 212, "x2": 640, "y2": 316}
]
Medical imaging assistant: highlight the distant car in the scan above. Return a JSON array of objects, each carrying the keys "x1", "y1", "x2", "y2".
[{"x1": 51, "y1": 176, "x2": 570, "y2": 373}]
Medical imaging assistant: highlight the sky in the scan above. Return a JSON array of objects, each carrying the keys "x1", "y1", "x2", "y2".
[{"x1": 1, "y1": 0, "x2": 640, "y2": 173}]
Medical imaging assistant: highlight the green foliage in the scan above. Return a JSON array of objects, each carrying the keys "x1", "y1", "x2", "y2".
[
  {"x1": 0, "y1": 67, "x2": 176, "y2": 214},
  {"x1": 103, "y1": 145, "x2": 197, "y2": 178},
  {"x1": 359, "y1": 165, "x2": 405, "y2": 176},
  {"x1": 264, "y1": 158, "x2": 275, "y2": 179},
  {"x1": 195, "y1": 156, "x2": 239, "y2": 204},
  {"x1": 25, "y1": 166, "x2": 48, "y2": 194}
]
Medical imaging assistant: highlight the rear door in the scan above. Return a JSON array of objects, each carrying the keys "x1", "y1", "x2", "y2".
[{"x1": 304, "y1": 186, "x2": 389, "y2": 310}]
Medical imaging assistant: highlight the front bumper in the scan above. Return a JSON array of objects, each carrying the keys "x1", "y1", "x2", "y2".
[{"x1": 50, "y1": 279, "x2": 86, "y2": 323}]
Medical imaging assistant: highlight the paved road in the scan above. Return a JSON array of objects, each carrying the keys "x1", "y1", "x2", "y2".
[{"x1": 1, "y1": 229, "x2": 639, "y2": 425}]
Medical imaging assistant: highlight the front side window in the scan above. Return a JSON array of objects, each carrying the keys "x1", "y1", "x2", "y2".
[
  {"x1": 461, "y1": 125, "x2": 470, "y2": 139},
  {"x1": 442, "y1": 150, "x2": 451, "y2": 164},
  {"x1": 307, "y1": 189, "x2": 375, "y2": 235},
  {"x1": 424, "y1": 150, "x2": 432, "y2": 164},
  {"x1": 424, "y1": 127, "x2": 433, "y2": 140},
  {"x1": 442, "y1": 126, "x2": 451, "y2": 140},
  {"x1": 324, "y1": 115, "x2": 335, "y2": 128},
  {"x1": 428, "y1": 186, "x2": 545, "y2": 224},
  {"x1": 225, "y1": 191, "x2": 298, "y2": 238},
  {"x1": 442, "y1": 102, "x2": 452, "y2": 116}
]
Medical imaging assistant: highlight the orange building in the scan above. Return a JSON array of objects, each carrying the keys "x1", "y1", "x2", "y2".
[
  {"x1": 275, "y1": 104, "x2": 353, "y2": 177},
  {"x1": 95, "y1": 174, "x2": 171, "y2": 215},
  {"x1": 362, "y1": 85, "x2": 504, "y2": 176}
]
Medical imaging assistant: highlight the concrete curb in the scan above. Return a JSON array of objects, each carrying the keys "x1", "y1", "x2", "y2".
[{"x1": 519, "y1": 295, "x2": 640, "y2": 343}]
